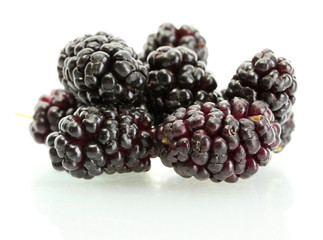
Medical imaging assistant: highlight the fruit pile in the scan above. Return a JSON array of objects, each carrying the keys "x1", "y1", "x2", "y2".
[{"x1": 30, "y1": 23, "x2": 297, "y2": 183}]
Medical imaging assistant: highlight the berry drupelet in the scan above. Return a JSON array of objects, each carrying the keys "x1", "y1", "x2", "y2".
[
  {"x1": 46, "y1": 105, "x2": 156, "y2": 179},
  {"x1": 57, "y1": 32, "x2": 148, "y2": 105},
  {"x1": 145, "y1": 46, "x2": 219, "y2": 125},
  {"x1": 156, "y1": 98, "x2": 281, "y2": 183},
  {"x1": 140, "y1": 23, "x2": 208, "y2": 63},
  {"x1": 30, "y1": 89, "x2": 78, "y2": 144}
]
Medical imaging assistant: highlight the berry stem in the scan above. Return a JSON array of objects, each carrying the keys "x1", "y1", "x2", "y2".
[{"x1": 15, "y1": 112, "x2": 32, "y2": 119}]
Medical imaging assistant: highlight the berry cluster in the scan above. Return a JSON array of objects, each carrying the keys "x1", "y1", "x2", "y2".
[{"x1": 30, "y1": 23, "x2": 297, "y2": 183}]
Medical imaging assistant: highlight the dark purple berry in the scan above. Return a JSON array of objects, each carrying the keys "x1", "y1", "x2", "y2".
[
  {"x1": 57, "y1": 32, "x2": 147, "y2": 105},
  {"x1": 156, "y1": 98, "x2": 281, "y2": 183},
  {"x1": 46, "y1": 105, "x2": 156, "y2": 179},
  {"x1": 223, "y1": 49, "x2": 296, "y2": 150},
  {"x1": 30, "y1": 89, "x2": 78, "y2": 144},
  {"x1": 145, "y1": 46, "x2": 219, "y2": 125}
]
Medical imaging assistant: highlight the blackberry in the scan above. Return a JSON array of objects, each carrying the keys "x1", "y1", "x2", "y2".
[
  {"x1": 156, "y1": 98, "x2": 281, "y2": 183},
  {"x1": 146, "y1": 46, "x2": 218, "y2": 125},
  {"x1": 57, "y1": 32, "x2": 148, "y2": 105},
  {"x1": 30, "y1": 89, "x2": 77, "y2": 144},
  {"x1": 224, "y1": 49, "x2": 297, "y2": 125},
  {"x1": 140, "y1": 23, "x2": 208, "y2": 63},
  {"x1": 46, "y1": 105, "x2": 156, "y2": 179}
]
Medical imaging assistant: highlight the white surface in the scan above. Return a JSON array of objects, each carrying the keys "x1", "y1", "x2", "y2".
[{"x1": 1, "y1": 0, "x2": 322, "y2": 239}]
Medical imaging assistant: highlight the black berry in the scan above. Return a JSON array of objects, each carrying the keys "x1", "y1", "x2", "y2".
[
  {"x1": 145, "y1": 46, "x2": 218, "y2": 125},
  {"x1": 46, "y1": 105, "x2": 156, "y2": 179},
  {"x1": 30, "y1": 89, "x2": 77, "y2": 144},
  {"x1": 156, "y1": 98, "x2": 281, "y2": 183},
  {"x1": 223, "y1": 49, "x2": 297, "y2": 150},
  {"x1": 57, "y1": 32, "x2": 148, "y2": 105}
]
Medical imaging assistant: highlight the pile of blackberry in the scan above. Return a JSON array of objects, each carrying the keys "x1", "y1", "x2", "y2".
[{"x1": 30, "y1": 24, "x2": 297, "y2": 183}]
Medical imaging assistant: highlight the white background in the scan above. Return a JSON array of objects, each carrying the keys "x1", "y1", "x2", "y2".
[{"x1": 1, "y1": 0, "x2": 322, "y2": 239}]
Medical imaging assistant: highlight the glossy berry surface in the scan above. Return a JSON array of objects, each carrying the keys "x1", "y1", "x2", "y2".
[
  {"x1": 30, "y1": 89, "x2": 77, "y2": 144},
  {"x1": 145, "y1": 46, "x2": 218, "y2": 125},
  {"x1": 58, "y1": 32, "x2": 148, "y2": 105},
  {"x1": 140, "y1": 23, "x2": 208, "y2": 63},
  {"x1": 46, "y1": 105, "x2": 156, "y2": 179},
  {"x1": 156, "y1": 98, "x2": 281, "y2": 183}
]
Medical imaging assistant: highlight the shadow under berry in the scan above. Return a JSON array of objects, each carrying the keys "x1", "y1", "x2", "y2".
[{"x1": 31, "y1": 160, "x2": 293, "y2": 240}]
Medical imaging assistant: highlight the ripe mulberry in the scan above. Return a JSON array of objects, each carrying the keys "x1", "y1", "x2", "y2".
[
  {"x1": 57, "y1": 32, "x2": 148, "y2": 105},
  {"x1": 30, "y1": 89, "x2": 77, "y2": 144},
  {"x1": 146, "y1": 46, "x2": 218, "y2": 125},
  {"x1": 223, "y1": 49, "x2": 297, "y2": 150},
  {"x1": 46, "y1": 105, "x2": 156, "y2": 179},
  {"x1": 156, "y1": 98, "x2": 281, "y2": 183}
]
